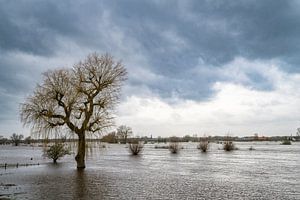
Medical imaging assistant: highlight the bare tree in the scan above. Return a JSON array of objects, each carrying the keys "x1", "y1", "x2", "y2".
[
  {"x1": 117, "y1": 125, "x2": 132, "y2": 144},
  {"x1": 44, "y1": 143, "x2": 71, "y2": 163},
  {"x1": 20, "y1": 53, "x2": 127, "y2": 169},
  {"x1": 10, "y1": 133, "x2": 24, "y2": 146}
]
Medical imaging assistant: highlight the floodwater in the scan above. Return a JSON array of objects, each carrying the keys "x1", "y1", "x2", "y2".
[{"x1": 0, "y1": 142, "x2": 299, "y2": 199}]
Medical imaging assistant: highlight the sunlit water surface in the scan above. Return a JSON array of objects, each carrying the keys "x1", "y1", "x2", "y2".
[{"x1": 0, "y1": 142, "x2": 299, "y2": 199}]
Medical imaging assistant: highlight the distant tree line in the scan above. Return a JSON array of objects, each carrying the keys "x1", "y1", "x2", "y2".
[
  {"x1": 100, "y1": 133, "x2": 300, "y2": 144},
  {"x1": 100, "y1": 125, "x2": 133, "y2": 144},
  {"x1": 0, "y1": 133, "x2": 32, "y2": 146},
  {"x1": 1, "y1": 129, "x2": 299, "y2": 146}
]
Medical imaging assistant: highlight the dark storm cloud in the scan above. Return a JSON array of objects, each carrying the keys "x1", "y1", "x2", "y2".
[
  {"x1": 99, "y1": 0, "x2": 300, "y2": 99},
  {"x1": 0, "y1": 51, "x2": 40, "y2": 122},
  {"x1": 106, "y1": 0, "x2": 300, "y2": 68},
  {"x1": 0, "y1": 0, "x2": 300, "y2": 103},
  {"x1": 0, "y1": 0, "x2": 82, "y2": 55},
  {"x1": 0, "y1": 55, "x2": 31, "y2": 93}
]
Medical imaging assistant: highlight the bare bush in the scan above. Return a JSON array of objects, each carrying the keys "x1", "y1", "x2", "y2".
[
  {"x1": 128, "y1": 140, "x2": 143, "y2": 155},
  {"x1": 44, "y1": 143, "x2": 71, "y2": 163},
  {"x1": 169, "y1": 136, "x2": 180, "y2": 154},
  {"x1": 198, "y1": 141, "x2": 209, "y2": 152},
  {"x1": 197, "y1": 136, "x2": 209, "y2": 152},
  {"x1": 223, "y1": 141, "x2": 235, "y2": 151},
  {"x1": 281, "y1": 139, "x2": 291, "y2": 145},
  {"x1": 249, "y1": 146, "x2": 255, "y2": 150},
  {"x1": 169, "y1": 143, "x2": 179, "y2": 153}
]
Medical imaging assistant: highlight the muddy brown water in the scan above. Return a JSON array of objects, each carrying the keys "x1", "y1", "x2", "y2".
[{"x1": 0, "y1": 142, "x2": 299, "y2": 199}]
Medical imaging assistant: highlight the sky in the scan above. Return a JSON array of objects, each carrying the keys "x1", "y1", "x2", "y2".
[{"x1": 0, "y1": 0, "x2": 300, "y2": 137}]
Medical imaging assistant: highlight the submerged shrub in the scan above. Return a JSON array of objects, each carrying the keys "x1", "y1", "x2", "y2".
[
  {"x1": 169, "y1": 136, "x2": 180, "y2": 154},
  {"x1": 45, "y1": 143, "x2": 71, "y2": 163},
  {"x1": 281, "y1": 140, "x2": 291, "y2": 145},
  {"x1": 198, "y1": 141, "x2": 209, "y2": 152},
  {"x1": 128, "y1": 140, "x2": 143, "y2": 155},
  {"x1": 223, "y1": 141, "x2": 235, "y2": 151},
  {"x1": 169, "y1": 143, "x2": 179, "y2": 153},
  {"x1": 249, "y1": 146, "x2": 255, "y2": 151}
]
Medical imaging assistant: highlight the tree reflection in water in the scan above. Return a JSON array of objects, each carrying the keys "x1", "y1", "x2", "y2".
[
  {"x1": 73, "y1": 169, "x2": 110, "y2": 199},
  {"x1": 74, "y1": 170, "x2": 87, "y2": 199}
]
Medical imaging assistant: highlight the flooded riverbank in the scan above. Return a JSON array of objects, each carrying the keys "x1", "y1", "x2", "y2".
[{"x1": 1, "y1": 142, "x2": 299, "y2": 199}]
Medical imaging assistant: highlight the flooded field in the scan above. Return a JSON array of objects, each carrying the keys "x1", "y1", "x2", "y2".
[{"x1": 1, "y1": 142, "x2": 299, "y2": 199}]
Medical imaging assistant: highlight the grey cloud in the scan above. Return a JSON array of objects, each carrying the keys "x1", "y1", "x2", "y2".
[
  {"x1": 0, "y1": 1, "x2": 83, "y2": 55},
  {"x1": 103, "y1": 0, "x2": 300, "y2": 99},
  {"x1": 107, "y1": 0, "x2": 300, "y2": 69},
  {"x1": 0, "y1": 0, "x2": 300, "y2": 137},
  {"x1": 0, "y1": 0, "x2": 300, "y2": 103}
]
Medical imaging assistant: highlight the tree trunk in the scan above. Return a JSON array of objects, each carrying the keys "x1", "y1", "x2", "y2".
[{"x1": 75, "y1": 133, "x2": 86, "y2": 169}]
